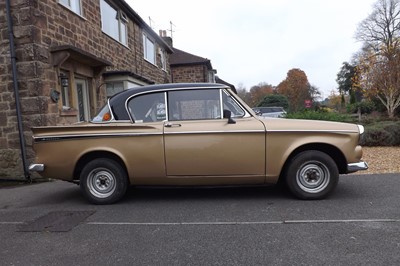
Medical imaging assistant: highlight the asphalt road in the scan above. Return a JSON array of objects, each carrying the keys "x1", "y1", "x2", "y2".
[{"x1": 0, "y1": 174, "x2": 399, "y2": 266}]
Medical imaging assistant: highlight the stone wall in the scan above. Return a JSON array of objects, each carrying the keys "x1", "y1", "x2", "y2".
[
  {"x1": 172, "y1": 65, "x2": 207, "y2": 83},
  {"x1": 0, "y1": 0, "x2": 171, "y2": 179}
]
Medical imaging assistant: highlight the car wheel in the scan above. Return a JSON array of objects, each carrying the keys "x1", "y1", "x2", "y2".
[
  {"x1": 284, "y1": 150, "x2": 338, "y2": 200},
  {"x1": 80, "y1": 158, "x2": 128, "y2": 204}
]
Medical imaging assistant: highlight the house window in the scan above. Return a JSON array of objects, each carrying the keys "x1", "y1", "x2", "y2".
[
  {"x1": 106, "y1": 82, "x2": 124, "y2": 98},
  {"x1": 59, "y1": 0, "x2": 82, "y2": 15},
  {"x1": 143, "y1": 33, "x2": 155, "y2": 64},
  {"x1": 208, "y1": 70, "x2": 216, "y2": 83},
  {"x1": 100, "y1": 0, "x2": 128, "y2": 45}
]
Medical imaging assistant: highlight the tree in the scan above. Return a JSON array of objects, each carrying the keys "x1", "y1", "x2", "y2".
[
  {"x1": 257, "y1": 94, "x2": 289, "y2": 109},
  {"x1": 276, "y1": 68, "x2": 311, "y2": 112},
  {"x1": 355, "y1": 0, "x2": 400, "y2": 118},
  {"x1": 309, "y1": 84, "x2": 322, "y2": 102},
  {"x1": 336, "y1": 62, "x2": 356, "y2": 94},
  {"x1": 236, "y1": 83, "x2": 252, "y2": 106},
  {"x1": 248, "y1": 83, "x2": 274, "y2": 107},
  {"x1": 327, "y1": 90, "x2": 343, "y2": 110}
]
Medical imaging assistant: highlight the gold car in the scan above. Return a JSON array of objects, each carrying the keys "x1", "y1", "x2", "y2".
[{"x1": 29, "y1": 83, "x2": 368, "y2": 204}]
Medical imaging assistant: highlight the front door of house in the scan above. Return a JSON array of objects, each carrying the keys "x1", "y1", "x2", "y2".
[{"x1": 76, "y1": 79, "x2": 90, "y2": 122}]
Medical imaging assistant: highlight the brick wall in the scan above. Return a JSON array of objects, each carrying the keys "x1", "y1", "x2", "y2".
[
  {"x1": 172, "y1": 65, "x2": 207, "y2": 83},
  {"x1": 0, "y1": 0, "x2": 171, "y2": 179}
]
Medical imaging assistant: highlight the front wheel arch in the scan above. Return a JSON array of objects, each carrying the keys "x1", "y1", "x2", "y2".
[
  {"x1": 280, "y1": 143, "x2": 347, "y2": 177},
  {"x1": 283, "y1": 150, "x2": 339, "y2": 200}
]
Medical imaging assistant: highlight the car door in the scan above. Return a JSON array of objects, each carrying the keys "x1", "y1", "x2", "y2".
[
  {"x1": 126, "y1": 92, "x2": 167, "y2": 181},
  {"x1": 164, "y1": 88, "x2": 266, "y2": 182}
]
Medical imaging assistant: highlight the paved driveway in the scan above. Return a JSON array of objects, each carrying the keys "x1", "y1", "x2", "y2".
[{"x1": 1, "y1": 174, "x2": 399, "y2": 265}]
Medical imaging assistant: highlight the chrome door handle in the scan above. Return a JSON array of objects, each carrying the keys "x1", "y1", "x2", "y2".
[{"x1": 165, "y1": 123, "x2": 182, "y2": 128}]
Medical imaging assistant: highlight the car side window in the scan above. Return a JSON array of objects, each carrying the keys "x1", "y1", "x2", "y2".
[
  {"x1": 168, "y1": 89, "x2": 221, "y2": 121},
  {"x1": 128, "y1": 92, "x2": 166, "y2": 123},
  {"x1": 222, "y1": 90, "x2": 245, "y2": 117}
]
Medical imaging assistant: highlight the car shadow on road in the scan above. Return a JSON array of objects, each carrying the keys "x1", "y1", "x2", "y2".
[{"x1": 123, "y1": 184, "x2": 293, "y2": 204}]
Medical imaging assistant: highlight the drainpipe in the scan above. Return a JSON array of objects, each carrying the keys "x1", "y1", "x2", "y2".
[{"x1": 5, "y1": 0, "x2": 31, "y2": 181}]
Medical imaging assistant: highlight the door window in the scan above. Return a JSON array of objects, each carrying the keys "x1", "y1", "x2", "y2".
[
  {"x1": 222, "y1": 90, "x2": 245, "y2": 117},
  {"x1": 128, "y1": 92, "x2": 166, "y2": 123},
  {"x1": 168, "y1": 89, "x2": 221, "y2": 121}
]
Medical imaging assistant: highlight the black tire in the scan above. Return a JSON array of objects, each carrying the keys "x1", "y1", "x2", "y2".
[
  {"x1": 284, "y1": 150, "x2": 339, "y2": 200},
  {"x1": 80, "y1": 158, "x2": 128, "y2": 204}
]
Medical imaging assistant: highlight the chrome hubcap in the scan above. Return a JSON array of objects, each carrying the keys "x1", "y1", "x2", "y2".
[
  {"x1": 87, "y1": 169, "x2": 116, "y2": 198},
  {"x1": 296, "y1": 161, "x2": 330, "y2": 193}
]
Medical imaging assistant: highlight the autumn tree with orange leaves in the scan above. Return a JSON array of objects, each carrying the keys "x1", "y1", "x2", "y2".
[
  {"x1": 276, "y1": 68, "x2": 312, "y2": 112},
  {"x1": 248, "y1": 83, "x2": 274, "y2": 107}
]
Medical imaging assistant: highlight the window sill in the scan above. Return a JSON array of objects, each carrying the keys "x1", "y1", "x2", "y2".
[
  {"x1": 101, "y1": 32, "x2": 129, "y2": 49},
  {"x1": 58, "y1": 3, "x2": 87, "y2": 21},
  {"x1": 60, "y1": 108, "x2": 78, "y2": 116}
]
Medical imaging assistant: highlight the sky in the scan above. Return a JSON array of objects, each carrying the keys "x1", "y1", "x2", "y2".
[{"x1": 126, "y1": 0, "x2": 377, "y2": 99}]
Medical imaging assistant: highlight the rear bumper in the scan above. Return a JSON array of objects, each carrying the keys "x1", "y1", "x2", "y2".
[
  {"x1": 347, "y1": 161, "x2": 369, "y2": 173},
  {"x1": 29, "y1": 164, "x2": 44, "y2": 172}
]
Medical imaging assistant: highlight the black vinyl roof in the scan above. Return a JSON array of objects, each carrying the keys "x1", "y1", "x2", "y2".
[{"x1": 109, "y1": 83, "x2": 229, "y2": 120}]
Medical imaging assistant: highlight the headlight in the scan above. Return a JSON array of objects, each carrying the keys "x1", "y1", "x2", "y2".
[{"x1": 357, "y1": 125, "x2": 365, "y2": 135}]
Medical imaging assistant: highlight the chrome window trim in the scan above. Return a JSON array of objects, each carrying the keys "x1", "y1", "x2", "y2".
[
  {"x1": 91, "y1": 120, "x2": 131, "y2": 124},
  {"x1": 222, "y1": 89, "x2": 250, "y2": 118},
  {"x1": 164, "y1": 92, "x2": 169, "y2": 121},
  {"x1": 219, "y1": 89, "x2": 224, "y2": 120},
  {"x1": 126, "y1": 91, "x2": 168, "y2": 123},
  {"x1": 124, "y1": 85, "x2": 230, "y2": 123},
  {"x1": 90, "y1": 99, "x2": 116, "y2": 124}
]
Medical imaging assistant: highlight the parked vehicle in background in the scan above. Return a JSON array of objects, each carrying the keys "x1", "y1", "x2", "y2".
[
  {"x1": 252, "y1": 107, "x2": 286, "y2": 118},
  {"x1": 29, "y1": 83, "x2": 368, "y2": 204}
]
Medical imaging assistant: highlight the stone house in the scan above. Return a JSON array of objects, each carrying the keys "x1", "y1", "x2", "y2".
[
  {"x1": 163, "y1": 34, "x2": 236, "y2": 92},
  {"x1": 0, "y1": 0, "x2": 173, "y2": 179}
]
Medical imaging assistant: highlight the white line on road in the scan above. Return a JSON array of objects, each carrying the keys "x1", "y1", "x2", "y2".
[
  {"x1": 87, "y1": 219, "x2": 400, "y2": 226},
  {"x1": 2, "y1": 219, "x2": 399, "y2": 226}
]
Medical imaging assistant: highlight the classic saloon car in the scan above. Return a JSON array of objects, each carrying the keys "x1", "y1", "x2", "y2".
[{"x1": 29, "y1": 83, "x2": 368, "y2": 204}]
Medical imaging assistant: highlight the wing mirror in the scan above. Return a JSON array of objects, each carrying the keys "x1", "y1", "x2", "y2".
[{"x1": 223, "y1": 110, "x2": 236, "y2": 124}]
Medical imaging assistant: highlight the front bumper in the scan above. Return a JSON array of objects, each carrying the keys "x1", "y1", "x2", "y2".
[
  {"x1": 347, "y1": 161, "x2": 369, "y2": 173},
  {"x1": 29, "y1": 164, "x2": 44, "y2": 172}
]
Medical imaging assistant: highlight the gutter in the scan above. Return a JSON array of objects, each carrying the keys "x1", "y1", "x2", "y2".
[{"x1": 5, "y1": 0, "x2": 31, "y2": 182}]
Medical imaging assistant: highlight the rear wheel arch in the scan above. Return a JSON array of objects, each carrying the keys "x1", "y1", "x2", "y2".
[{"x1": 73, "y1": 151, "x2": 129, "y2": 182}]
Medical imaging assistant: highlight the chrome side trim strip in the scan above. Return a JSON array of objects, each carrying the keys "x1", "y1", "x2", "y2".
[
  {"x1": 267, "y1": 129, "x2": 358, "y2": 133},
  {"x1": 33, "y1": 132, "x2": 163, "y2": 142},
  {"x1": 347, "y1": 161, "x2": 369, "y2": 173},
  {"x1": 34, "y1": 129, "x2": 266, "y2": 142},
  {"x1": 164, "y1": 130, "x2": 265, "y2": 135}
]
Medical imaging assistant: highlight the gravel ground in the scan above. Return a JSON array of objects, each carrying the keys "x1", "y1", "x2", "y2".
[{"x1": 360, "y1": 146, "x2": 400, "y2": 174}]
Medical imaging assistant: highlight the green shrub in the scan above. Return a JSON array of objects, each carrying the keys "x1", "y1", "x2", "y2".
[
  {"x1": 285, "y1": 110, "x2": 354, "y2": 122},
  {"x1": 346, "y1": 101, "x2": 375, "y2": 114},
  {"x1": 361, "y1": 121, "x2": 400, "y2": 146}
]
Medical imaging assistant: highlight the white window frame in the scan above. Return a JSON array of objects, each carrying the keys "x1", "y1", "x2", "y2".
[
  {"x1": 159, "y1": 47, "x2": 167, "y2": 71},
  {"x1": 75, "y1": 79, "x2": 90, "y2": 122},
  {"x1": 143, "y1": 33, "x2": 155, "y2": 64},
  {"x1": 100, "y1": 0, "x2": 128, "y2": 46},
  {"x1": 58, "y1": 0, "x2": 82, "y2": 16}
]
